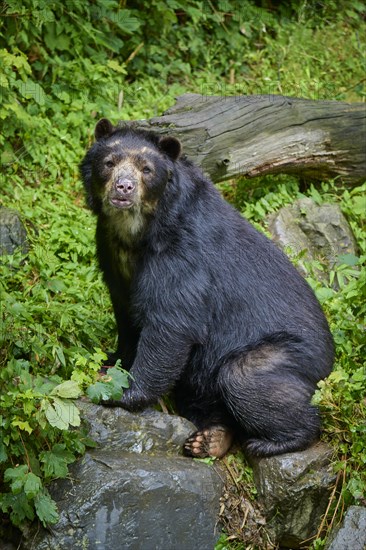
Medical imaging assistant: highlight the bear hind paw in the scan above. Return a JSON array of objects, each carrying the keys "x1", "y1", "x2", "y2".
[{"x1": 183, "y1": 425, "x2": 233, "y2": 459}]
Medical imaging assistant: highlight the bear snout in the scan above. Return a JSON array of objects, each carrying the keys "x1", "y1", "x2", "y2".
[
  {"x1": 115, "y1": 178, "x2": 136, "y2": 195},
  {"x1": 108, "y1": 176, "x2": 137, "y2": 209}
]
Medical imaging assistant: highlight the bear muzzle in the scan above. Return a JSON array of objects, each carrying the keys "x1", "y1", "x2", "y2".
[{"x1": 110, "y1": 178, "x2": 136, "y2": 209}]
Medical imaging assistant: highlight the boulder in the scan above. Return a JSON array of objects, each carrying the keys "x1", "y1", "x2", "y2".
[
  {"x1": 326, "y1": 505, "x2": 366, "y2": 550},
  {"x1": 0, "y1": 207, "x2": 29, "y2": 255},
  {"x1": 25, "y1": 451, "x2": 223, "y2": 550},
  {"x1": 251, "y1": 442, "x2": 336, "y2": 548},
  {"x1": 268, "y1": 198, "x2": 357, "y2": 279},
  {"x1": 23, "y1": 404, "x2": 224, "y2": 550}
]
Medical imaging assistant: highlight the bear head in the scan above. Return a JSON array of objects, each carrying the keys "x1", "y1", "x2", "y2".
[{"x1": 81, "y1": 118, "x2": 182, "y2": 217}]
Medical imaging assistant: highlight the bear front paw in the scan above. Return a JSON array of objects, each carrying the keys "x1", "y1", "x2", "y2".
[{"x1": 118, "y1": 388, "x2": 151, "y2": 411}]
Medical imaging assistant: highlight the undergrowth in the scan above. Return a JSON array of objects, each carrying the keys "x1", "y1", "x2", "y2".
[{"x1": 0, "y1": 0, "x2": 365, "y2": 546}]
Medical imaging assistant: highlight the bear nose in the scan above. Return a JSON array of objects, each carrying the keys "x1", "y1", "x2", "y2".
[{"x1": 116, "y1": 179, "x2": 135, "y2": 194}]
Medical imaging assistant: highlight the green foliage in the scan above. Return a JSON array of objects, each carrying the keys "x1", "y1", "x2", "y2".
[
  {"x1": 0, "y1": 352, "x2": 129, "y2": 526},
  {"x1": 87, "y1": 363, "x2": 130, "y2": 404},
  {"x1": 1, "y1": 0, "x2": 364, "y2": 180},
  {"x1": 0, "y1": 359, "x2": 83, "y2": 526},
  {"x1": 309, "y1": 185, "x2": 366, "y2": 524}
]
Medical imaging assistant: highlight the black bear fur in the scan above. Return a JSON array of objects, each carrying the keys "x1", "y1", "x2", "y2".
[{"x1": 80, "y1": 118, "x2": 334, "y2": 458}]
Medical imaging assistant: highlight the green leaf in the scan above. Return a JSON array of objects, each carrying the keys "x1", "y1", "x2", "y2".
[
  {"x1": 18, "y1": 79, "x2": 45, "y2": 106},
  {"x1": 108, "y1": 366, "x2": 130, "y2": 389},
  {"x1": 44, "y1": 398, "x2": 80, "y2": 430},
  {"x1": 109, "y1": 384, "x2": 123, "y2": 401},
  {"x1": 54, "y1": 346, "x2": 66, "y2": 367},
  {"x1": 0, "y1": 492, "x2": 35, "y2": 525},
  {"x1": 47, "y1": 278, "x2": 67, "y2": 292},
  {"x1": 337, "y1": 254, "x2": 359, "y2": 267},
  {"x1": 50, "y1": 380, "x2": 82, "y2": 399},
  {"x1": 315, "y1": 287, "x2": 336, "y2": 303},
  {"x1": 193, "y1": 456, "x2": 216, "y2": 465},
  {"x1": 328, "y1": 370, "x2": 349, "y2": 383},
  {"x1": 107, "y1": 59, "x2": 126, "y2": 75},
  {"x1": 11, "y1": 419, "x2": 33, "y2": 434},
  {"x1": 4, "y1": 465, "x2": 28, "y2": 494},
  {"x1": 24, "y1": 472, "x2": 42, "y2": 499},
  {"x1": 347, "y1": 477, "x2": 365, "y2": 500},
  {"x1": 350, "y1": 195, "x2": 366, "y2": 216},
  {"x1": 34, "y1": 489, "x2": 59, "y2": 526},
  {"x1": 86, "y1": 381, "x2": 113, "y2": 403},
  {"x1": 44, "y1": 400, "x2": 69, "y2": 430},
  {"x1": 40, "y1": 444, "x2": 76, "y2": 479},
  {"x1": 351, "y1": 368, "x2": 366, "y2": 382}
]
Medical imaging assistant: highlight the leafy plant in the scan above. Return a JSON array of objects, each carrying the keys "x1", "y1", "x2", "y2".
[
  {"x1": 86, "y1": 362, "x2": 130, "y2": 404},
  {"x1": 0, "y1": 362, "x2": 85, "y2": 526}
]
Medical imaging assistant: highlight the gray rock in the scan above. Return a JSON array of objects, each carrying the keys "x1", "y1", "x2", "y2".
[
  {"x1": 78, "y1": 400, "x2": 197, "y2": 456},
  {"x1": 251, "y1": 442, "x2": 336, "y2": 548},
  {"x1": 268, "y1": 198, "x2": 357, "y2": 278},
  {"x1": 326, "y1": 505, "x2": 366, "y2": 550},
  {"x1": 23, "y1": 404, "x2": 224, "y2": 550},
  {"x1": 0, "y1": 207, "x2": 29, "y2": 255},
  {"x1": 25, "y1": 451, "x2": 223, "y2": 550}
]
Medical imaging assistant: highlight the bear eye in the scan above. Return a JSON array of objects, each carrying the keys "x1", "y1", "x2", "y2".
[
  {"x1": 105, "y1": 160, "x2": 114, "y2": 169},
  {"x1": 142, "y1": 166, "x2": 152, "y2": 175}
]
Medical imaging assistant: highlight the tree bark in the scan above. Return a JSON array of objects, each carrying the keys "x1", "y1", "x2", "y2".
[{"x1": 129, "y1": 94, "x2": 366, "y2": 185}]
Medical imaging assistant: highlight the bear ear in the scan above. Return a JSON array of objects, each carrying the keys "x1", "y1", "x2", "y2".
[
  {"x1": 95, "y1": 118, "x2": 115, "y2": 141},
  {"x1": 158, "y1": 136, "x2": 182, "y2": 161}
]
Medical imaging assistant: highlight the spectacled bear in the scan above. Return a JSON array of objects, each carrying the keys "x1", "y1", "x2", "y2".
[{"x1": 80, "y1": 118, "x2": 334, "y2": 459}]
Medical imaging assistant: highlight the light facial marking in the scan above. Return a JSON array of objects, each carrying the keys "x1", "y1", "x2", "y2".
[
  {"x1": 103, "y1": 205, "x2": 146, "y2": 251},
  {"x1": 106, "y1": 143, "x2": 156, "y2": 156},
  {"x1": 100, "y1": 148, "x2": 162, "y2": 241}
]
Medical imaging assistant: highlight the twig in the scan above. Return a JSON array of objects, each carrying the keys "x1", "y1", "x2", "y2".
[
  {"x1": 125, "y1": 42, "x2": 144, "y2": 64},
  {"x1": 158, "y1": 398, "x2": 169, "y2": 414}
]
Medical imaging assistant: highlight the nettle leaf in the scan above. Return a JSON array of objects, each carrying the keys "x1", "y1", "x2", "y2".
[
  {"x1": 44, "y1": 398, "x2": 80, "y2": 430},
  {"x1": 50, "y1": 380, "x2": 82, "y2": 399},
  {"x1": 34, "y1": 489, "x2": 59, "y2": 526},
  {"x1": 40, "y1": 444, "x2": 76, "y2": 479},
  {"x1": 24, "y1": 472, "x2": 42, "y2": 499},
  {"x1": 17, "y1": 79, "x2": 45, "y2": 106}
]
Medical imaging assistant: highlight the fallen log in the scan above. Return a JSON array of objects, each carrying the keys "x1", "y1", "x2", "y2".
[{"x1": 128, "y1": 94, "x2": 366, "y2": 185}]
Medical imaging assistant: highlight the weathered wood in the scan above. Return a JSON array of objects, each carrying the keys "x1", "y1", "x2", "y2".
[{"x1": 128, "y1": 94, "x2": 366, "y2": 184}]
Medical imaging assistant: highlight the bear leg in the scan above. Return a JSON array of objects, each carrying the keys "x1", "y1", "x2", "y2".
[{"x1": 218, "y1": 343, "x2": 321, "y2": 457}]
